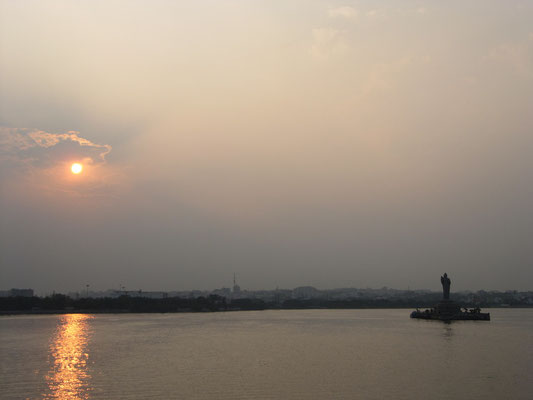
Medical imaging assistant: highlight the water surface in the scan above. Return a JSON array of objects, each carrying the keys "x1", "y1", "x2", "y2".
[{"x1": 1, "y1": 309, "x2": 532, "y2": 399}]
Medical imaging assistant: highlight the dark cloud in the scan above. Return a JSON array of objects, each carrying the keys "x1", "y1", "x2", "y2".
[{"x1": 0, "y1": 127, "x2": 111, "y2": 169}]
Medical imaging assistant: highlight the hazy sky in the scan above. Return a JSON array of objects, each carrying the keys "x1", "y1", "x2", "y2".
[{"x1": 1, "y1": 1, "x2": 532, "y2": 294}]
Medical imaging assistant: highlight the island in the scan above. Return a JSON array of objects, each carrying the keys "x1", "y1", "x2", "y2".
[{"x1": 410, "y1": 273, "x2": 490, "y2": 321}]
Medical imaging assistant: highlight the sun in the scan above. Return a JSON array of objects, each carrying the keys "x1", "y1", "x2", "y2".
[{"x1": 71, "y1": 163, "x2": 83, "y2": 174}]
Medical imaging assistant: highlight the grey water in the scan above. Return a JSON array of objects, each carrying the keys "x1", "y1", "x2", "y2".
[{"x1": 1, "y1": 309, "x2": 532, "y2": 400}]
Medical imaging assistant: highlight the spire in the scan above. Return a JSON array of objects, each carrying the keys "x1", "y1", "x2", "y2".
[{"x1": 233, "y1": 273, "x2": 241, "y2": 294}]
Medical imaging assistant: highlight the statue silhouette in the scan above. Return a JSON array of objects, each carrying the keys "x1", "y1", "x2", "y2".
[{"x1": 440, "y1": 273, "x2": 451, "y2": 300}]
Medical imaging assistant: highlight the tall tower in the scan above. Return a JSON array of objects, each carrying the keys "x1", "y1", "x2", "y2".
[{"x1": 233, "y1": 273, "x2": 241, "y2": 294}]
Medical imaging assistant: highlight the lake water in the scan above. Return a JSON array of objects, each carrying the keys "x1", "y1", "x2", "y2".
[{"x1": 1, "y1": 309, "x2": 532, "y2": 399}]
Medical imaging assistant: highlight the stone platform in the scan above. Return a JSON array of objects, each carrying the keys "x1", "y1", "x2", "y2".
[
  {"x1": 410, "y1": 300, "x2": 490, "y2": 321},
  {"x1": 435, "y1": 300, "x2": 461, "y2": 315},
  {"x1": 410, "y1": 273, "x2": 490, "y2": 321}
]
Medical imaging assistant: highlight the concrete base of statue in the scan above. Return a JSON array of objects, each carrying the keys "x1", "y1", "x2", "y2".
[
  {"x1": 410, "y1": 274, "x2": 490, "y2": 321},
  {"x1": 435, "y1": 300, "x2": 461, "y2": 315},
  {"x1": 410, "y1": 300, "x2": 490, "y2": 321}
]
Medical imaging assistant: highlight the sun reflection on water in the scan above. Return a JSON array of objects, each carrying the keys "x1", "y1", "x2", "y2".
[{"x1": 45, "y1": 314, "x2": 93, "y2": 399}]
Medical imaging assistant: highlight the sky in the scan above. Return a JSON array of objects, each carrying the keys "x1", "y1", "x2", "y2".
[{"x1": 1, "y1": 0, "x2": 532, "y2": 294}]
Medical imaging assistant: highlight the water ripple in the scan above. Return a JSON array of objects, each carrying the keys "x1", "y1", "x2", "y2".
[{"x1": 44, "y1": 314, "x2": 93, "y2": 399}]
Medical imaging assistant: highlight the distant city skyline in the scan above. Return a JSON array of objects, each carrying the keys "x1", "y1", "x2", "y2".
[
  {"x1": 3, "y1": 282, "x2": 532, "y2": 311},
  {"x1": 1, "y1": 277, "x2": 530, "y2": 299}
]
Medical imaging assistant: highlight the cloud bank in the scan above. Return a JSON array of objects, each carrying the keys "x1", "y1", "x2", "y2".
[
  {"x1": 328, "y1": 6, "x2": 358, "y2": 19},
  {"x1": 0, "y1": 127, "x2": 118, "y2": 198},
  {"x1": 0, "y1": 127, "x2": 111, "y2": 168}
]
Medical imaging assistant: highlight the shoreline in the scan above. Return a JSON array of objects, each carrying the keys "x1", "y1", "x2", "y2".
[{"x1": 2, "y1": 305, "x2": 532, "y2": 316}]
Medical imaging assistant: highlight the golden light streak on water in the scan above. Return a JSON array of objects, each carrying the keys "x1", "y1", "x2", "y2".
[{"x1": 45, "y1": 314, "x2": 93, "y2": 399}]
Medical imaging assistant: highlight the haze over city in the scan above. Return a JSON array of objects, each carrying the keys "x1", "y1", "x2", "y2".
[{"x1": 1, "y1": 0, "x2": 533, "y2": 294}]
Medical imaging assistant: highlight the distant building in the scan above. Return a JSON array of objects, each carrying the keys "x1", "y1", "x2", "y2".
[
  {"x1": 110, "y1": 290, "x2": 168, "y2": 299},
  {"x1": 8, "y1": 288, "x2": 34, "y2": 297},
  {"x1": 213, "y1": 287, "x2": 232, "y2": 297},
  {"x1": 233, "y1": 273, "x2": 241, "y2": 294},
  {"x1": 292, "y1": 286, "x2": 321, "y2": 299},
  {"x1": 138, "y1": 291, "x2": 168, "y2": 299}
]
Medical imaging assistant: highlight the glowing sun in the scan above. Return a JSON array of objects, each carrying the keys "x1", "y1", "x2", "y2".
[{"x1": 71, "y1": 163, "x2": 83, "y2": 174}]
